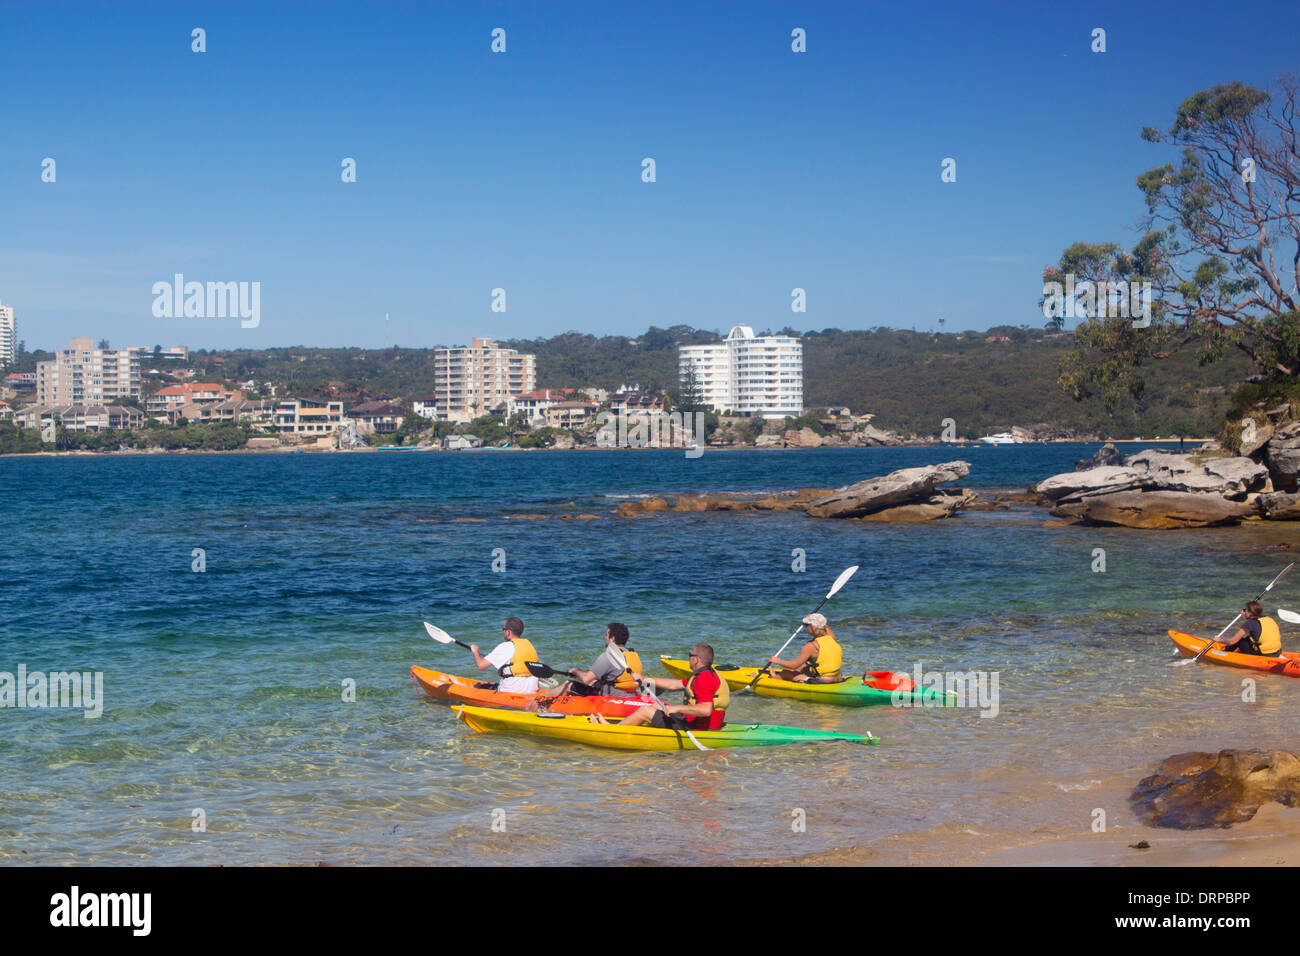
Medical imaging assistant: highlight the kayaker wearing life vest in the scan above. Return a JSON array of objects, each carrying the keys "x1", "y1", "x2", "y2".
[
  {"x1": 564, "y1": 622, "x2": 641, "y2": 696},
  {"x1": 470, "y1": 617, "x2": 540, "y2": 693},
  {"x1": 620, "y1": 643, "x2": 728, "y2": 730},
  {"x1": 1218, "y1": 602, "x2": 1283, "y2": 657},
  {"x1": 768, "y1": 614, "x2": 843, "y2": 683}
]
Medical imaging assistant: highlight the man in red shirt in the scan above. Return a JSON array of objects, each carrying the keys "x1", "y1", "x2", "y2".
[{"x1": 621, "y1": 643, "x2": 727, "y2": 731}]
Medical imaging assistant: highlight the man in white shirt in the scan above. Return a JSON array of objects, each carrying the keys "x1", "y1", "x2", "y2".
[{"x1": 469, "y1": 617, "x2": 540, "y2": 694}]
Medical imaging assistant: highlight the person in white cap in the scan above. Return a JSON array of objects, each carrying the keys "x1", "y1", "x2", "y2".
[{"x1": 768, "y1": 613, "x2": 844, "y2": 682}]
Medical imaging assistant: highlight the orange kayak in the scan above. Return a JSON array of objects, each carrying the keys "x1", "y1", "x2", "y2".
[
  {"x1": 410, "y1": 665, "x2": 654, "y2": 717},
  {"x1": 1168, "y1": 630, "x2": 1300, "y2": 677}
]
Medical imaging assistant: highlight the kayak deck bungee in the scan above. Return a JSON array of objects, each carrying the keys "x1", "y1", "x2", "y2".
[
  {"x1": 1168, "y1": 630, "x2": 1300, "y2": 677},
  {"x1": 658, "y1": 658, "x2": 957, "y2": 707},
  {"x1": 453, "y1": 704, "x2": 879, "y2": 751},
  {"x1": 411, "y1": 666, "x2": 653, "y2": 717}
]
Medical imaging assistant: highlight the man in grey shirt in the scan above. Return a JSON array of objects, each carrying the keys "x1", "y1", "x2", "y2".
[{"x1": 565, "y1": 623, "x2": 639, "y2": 696}]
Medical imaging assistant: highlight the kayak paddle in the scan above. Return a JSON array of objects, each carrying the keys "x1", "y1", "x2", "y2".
[
  {"x1": 424, "y1": 621, "x2": 473, "y2": 650},
  {"x1": 739, "y1": 565, "x2": 860, "y2": 693},
  {"x1": 1278, "y1": 609, "x2": 1300, "y2": 624},
  {"x1": 524, "y1": 660, "x2": 598, "y2": 694},
  {"x1": 1178, "y1": 563, "x2": 1295, "y2": 666},
  {"x1": 607, "y1": 642, "x2": 708, "y2": 751}
]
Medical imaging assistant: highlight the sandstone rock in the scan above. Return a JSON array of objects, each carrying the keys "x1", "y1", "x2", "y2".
[
  {"x1": 783, "y1": 427, "x2": 824, "y2": 448},
  {"x1": 672, "y1": 495, "x2": 711, "y2": 512},
  {"x1": 1036, "y1": 453, "x2": 1267, "y2": 501},
  {"x1": 1265, "y1": 421, "x2": 1300, "y2": 493},
  {"x1": 1258, "y1": 492, "x2": 1300, "y2": 520},
  {"x1": 1049, "y1": 491, "x2": 1254, "y2": 528},
  {"x1": 854, "y1": 491, "x2": 976, "y2": 522},
  {"x1": 859, "y1": 424, "x2": 896, "y2": 445},
  {"x1": 805, "y1": 462, "x2": 971, "y2": 519},
  {"x1": 1239, "y1": 419, "x2": 1275, "y2": 457},
  {"x1": 1074, "y1": 442, "x2": 1123, "y2": 470},
  {"x1": 641, "y1": 496, "x2": 670, "y2": 512},
  {"x1": 754, "y1": 434, "x2": 785, "y2": 448},
  {"x1": 1131, "y1": 749, "x2": 1300, "y2": 829}
]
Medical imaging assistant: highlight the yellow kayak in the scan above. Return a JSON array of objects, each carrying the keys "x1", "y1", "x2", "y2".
[
  {"x1": 453, "y1": 705, "x2": 878, "y2": 751},
  {"x1": 659, "y1": 657, "x2": 956, "y2": 707}
]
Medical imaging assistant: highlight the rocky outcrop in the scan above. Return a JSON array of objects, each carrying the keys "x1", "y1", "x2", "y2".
[
  {"x1": 1131, "y1": 750, "x2": 1300, "y2": 829},
  {"x1": 1258, "y1": 492, "x2": 1300, "y2": 521},
  {"x1": 1035, "y1": 449, "x2": 1269, "y2": 528},
  {"x1": 615, "y1": 464, "x2": 973, "y2": 522},
  {"x1": 1050, "y1": 491, "x2": 1255, "y2": 529},
  {"x1": 1074, "y1": 442, "x2": 1124, "y2": 470},
  {"x1": 804, "y1": 462, "x2": 971, "y2": 519},
  {"x1": 1264, "y1": 421, "x2": 1300, "y2": 492},
  {"x1": 782, "y1": 427, "x2": 825, "y2": 448}
]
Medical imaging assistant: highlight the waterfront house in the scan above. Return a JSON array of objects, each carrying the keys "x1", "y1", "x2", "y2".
[
  {"x1": 347, "y1": 400, "x2": 406, "y2": 435},
  {"x1": 443, "y1": 434, "x2": 481, "y2": 450},
  {"x1": 273, "y1": 399, "x2": 344, "y2": 436}
]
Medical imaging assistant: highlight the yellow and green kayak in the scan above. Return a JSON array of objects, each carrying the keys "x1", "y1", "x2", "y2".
[
  {"x1": 659, "y1": 657, "x2": 956, "y2": 707},
  {"x1": 453, "y1": 705, "x2": 879, "y2": 751}
]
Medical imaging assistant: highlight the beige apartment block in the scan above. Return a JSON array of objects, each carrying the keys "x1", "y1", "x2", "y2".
[
  {"x1": 37, "y1": 337, "x2": 142, "y2": 406},
  {"x1": 433, "y1": 337, "x2": 535, "y2": 423}
]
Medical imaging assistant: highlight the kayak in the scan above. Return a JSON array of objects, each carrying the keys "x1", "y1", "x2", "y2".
[
  {"x1": 1167, "y1": 630, "x2": 1300, "y2": 677},
  {"x1": 410, "y1": 665, "x2": 653, "y2": 717},
  {"x1": 658, "y1": 658, "x2": 956, "y2": 707},
  {"x1": 453, "y1": 704, "x2": 879, "y2": 751}
]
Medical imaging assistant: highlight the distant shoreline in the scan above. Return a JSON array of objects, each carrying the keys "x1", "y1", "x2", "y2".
[{"x1": 0, "y1": 437, "x2": 1206, "y2": 460}]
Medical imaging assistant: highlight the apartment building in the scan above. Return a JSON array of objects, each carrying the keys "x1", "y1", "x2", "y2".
[
  {"x1": 679, "y1": 325, "x2": 803, "y2": 419},
  {"x1": 273, "y1": 399, "x2": 344, "y2": 435},
  {"x1": 0, "y1": 300, "x2": 15, "y2": 367},
  {"x1": 146, "y1": 382, "x2": 228, "y2": 417},
  {"x1": 37, "y1": 338, "x2": 142, "y2": 406},
  {"x1": 432, "y1": 337, "x2": 535, "y2": 423},
  {"x1": 13, "y1": 404, "x2": 144, "y2": 432}
]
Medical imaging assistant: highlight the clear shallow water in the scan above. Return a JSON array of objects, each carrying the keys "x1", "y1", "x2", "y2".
[{"x1": 3, "y1": 444, "x2": 1299, "y2": 865}]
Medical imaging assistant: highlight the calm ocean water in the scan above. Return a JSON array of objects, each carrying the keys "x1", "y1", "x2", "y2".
[{"x1": 3, "y1": 444, "x2": 1299, "y2": 865}]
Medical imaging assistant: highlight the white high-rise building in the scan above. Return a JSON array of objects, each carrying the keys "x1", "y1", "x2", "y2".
[
  {"x1": 679, "y1": 325, "x2": 803, "y2": 419},
  {"x1": 0, "y1": 300, "x2": 14, "y2": 367},
  {"x1": 37, "y1": 337, "x2": 142, "y2": 406}
]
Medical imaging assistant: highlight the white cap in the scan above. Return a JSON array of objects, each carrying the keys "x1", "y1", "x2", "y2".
[{"x1": 802, "y1": 613, "x2": 827, "y2": 629}]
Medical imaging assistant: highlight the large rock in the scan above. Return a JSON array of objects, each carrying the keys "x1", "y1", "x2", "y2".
[
  {"x1": 858, "y1": 424, "x2": 896, "y2": 445},
  {"x1": 853, "y1": 490, "x2": 978, "y2": 523},
  {"x1": 1265, "y1": 421, "x2": 1300, "y2": 493},
  {"x1": 1131, "y1": 750, "x2": 1300, "y2": 829},
  {"x1": 805, "y1": 462, "x2": 971, "y2": 519},
  {"x1": 1258, "y1": 492, "x2": 1300, "y2": 520},
  {"x1": 1035, "y1": 452, "x2": 1267, "y2": 502},
  {"x1": 783, "y1": 427, "x2": 824, "y2": 448},
  {"x1": 1049, "y1": 491, "x2": 1254, "y2": 528},
  {"x1": 1074, "y1": 442, "x2": 1124, "y2": 470},
  {"x1": 754, "y1": 434, "x2": 785, "y2": 448}
]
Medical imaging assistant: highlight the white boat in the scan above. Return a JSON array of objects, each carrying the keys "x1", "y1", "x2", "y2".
[{"x1": 979, "y1": 432, "x2": 1020, "y2": 445}]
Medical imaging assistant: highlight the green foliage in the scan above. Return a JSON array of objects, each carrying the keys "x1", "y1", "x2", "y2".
[
  {"x1": 782, "y1": 413, "x2": 828, "y2": 436},
  {"x1": 0, "y1": 423, "x2": 50, "y2": 453}
]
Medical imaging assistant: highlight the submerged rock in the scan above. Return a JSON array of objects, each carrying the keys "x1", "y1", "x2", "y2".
[{"x1": 1131, "y1": 750, "x2": 1300, "y2": 829}]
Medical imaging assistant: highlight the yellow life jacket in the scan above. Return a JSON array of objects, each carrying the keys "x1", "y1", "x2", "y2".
[
  {"x1": 501, "y1": 637, "x2": 538, "y2": 678},
  {"x1": 612, "y1": 647, "x2": 643, "y2": 693},
  {"x1": 684, "y1": 666, "x2": 729, "y2": 713},
  {"x1": 1259, "y1": 616, "x2": 1282, "y2": 655},
  {"x1": 808, "y1": 634, "x2": 843, "y2": 677}
]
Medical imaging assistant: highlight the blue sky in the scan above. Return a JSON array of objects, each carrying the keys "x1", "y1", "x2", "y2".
[{"x1": 3, "y1": 0, "x2": 1298, "y2": 350}]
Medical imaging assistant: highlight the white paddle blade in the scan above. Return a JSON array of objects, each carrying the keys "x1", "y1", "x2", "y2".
[
  {"x1": 423, "y1": 621, "x2": 456, "y2": 644},
  {"x1": 1278, "y1": 609, "x2": 1300, "y2": 624},
  {"x1": 607, "y1": 642, "x2": 628, "y2": 671},
  {"x1": 825, "y1": 565, "x2": 860, "y2": 600},
  {"x1": 1265, "y1": 563, "x2": 1295, "y2": 591}
]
